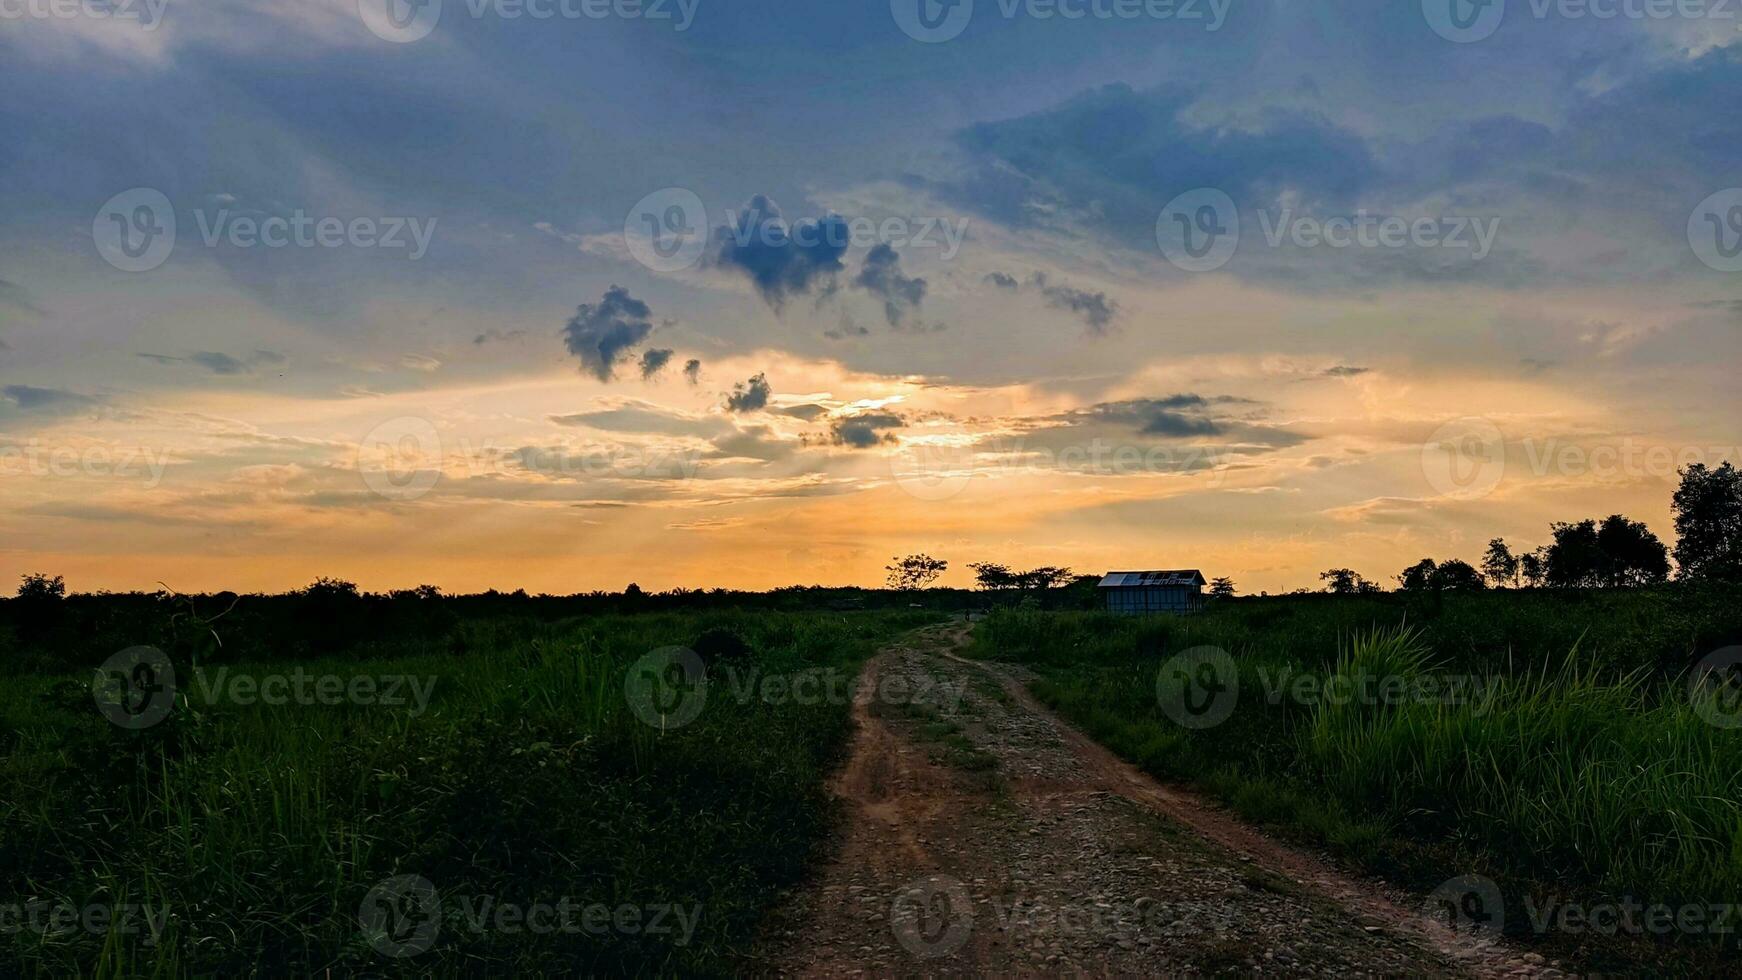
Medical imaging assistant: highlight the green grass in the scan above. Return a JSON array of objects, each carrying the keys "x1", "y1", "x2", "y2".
[
  {"x1": 970, "y1": 592, "x2": 1742, "y2": 968},
  {"x1": 0, "y1": 608, "x2": 938, "y2": 976}
]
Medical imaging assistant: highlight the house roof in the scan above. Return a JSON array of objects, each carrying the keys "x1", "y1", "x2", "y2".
[{"x1": 1098, "y1": 570, "x2": 1207, "y2": 588}]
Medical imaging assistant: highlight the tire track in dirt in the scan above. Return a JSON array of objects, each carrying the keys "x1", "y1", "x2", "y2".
[{"x1": 758, "y1": 622, "x2": 1561, "y2": 977}]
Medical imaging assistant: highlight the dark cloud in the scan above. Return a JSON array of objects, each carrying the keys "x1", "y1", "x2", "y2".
[
  {"x1": 474, "y1": 328, "x2": 528, "y2": 345},
  {"x1": 1030, "y1": 273, "x2": 1117, "y2": 335},
  {"x1": 712, "y1": 195, "x2": 849, "y2": 312},
  {"x1": 137, "y1": 350, "x2": 285, "y2": 376},
  {"x1": 2, "y1": 384, "x2": 101, "y2": 415},
  {"x1": 562, "y1": 285, "x2": 654, "y2": 382},
  {"x1": 825, "y1": 314, "x2": 870, "y2": 340},
  {"x1": 830, "y1": 412, "x2": 904, "y2": 449},
  {"x1": 853, "y1": 244, "x2": 927, "y2": 326},
  {"x1": 778, "y1": 404, "x2": 829, "y2": 421},
  {"x1": 639, "y1": 348, "x2": 674, "y2": 380},
  {"x1": 1321, "y1": 365, "x2": 1370, "y2": 378},
  {"x1": 984, "y1": 271, "x2": 1019, "y2": 289},
  {"x1": 947, "y1": 85, "x2": 1377, "y2": 246},
  {"x1": 724, "y1": 372, "x2": 771, "y2": 413},
  {"x1": 683, "y1": 359, "x2": 702, "y2": 385}
]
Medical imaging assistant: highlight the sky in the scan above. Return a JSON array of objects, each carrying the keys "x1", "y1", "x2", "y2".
[{"x1": 1, "y1": 0, "x2": 1739, "y2": 595}]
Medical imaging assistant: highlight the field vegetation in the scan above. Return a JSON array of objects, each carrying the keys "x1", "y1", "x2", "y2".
[
  {"x1": 0, "y1": 605, "x2": 936, "y2": 976},
  {"x1": 970, "y1": 585, "x2": 1742, "y2": 971}
]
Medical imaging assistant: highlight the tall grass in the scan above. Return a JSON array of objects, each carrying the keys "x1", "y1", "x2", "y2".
[
  {"x1": 971, "y1": 596, "x2": 1742, "y2": 957},
  {"x1": 0, "y1": 609, "x2": 936, "y2": 976}
]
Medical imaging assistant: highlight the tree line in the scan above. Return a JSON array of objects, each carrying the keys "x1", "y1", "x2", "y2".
[{"x1": 1311, "y1": 462, "x2": 1741, "y2": 595}]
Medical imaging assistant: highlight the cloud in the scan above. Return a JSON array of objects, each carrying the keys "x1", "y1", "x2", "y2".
[
  {"x1": 639, "y1": 348, "x2": 674, "y2": 379},
  {"x1": 712, "y1": 195, "x2": 849, "y2": 312},
  {"x1": 778, "y1": 404, "x2": 829, "y2": 421},
  {"x1": 0, "y1": 278, "x2": 45, "y2": 317},
  {"x1": 400, "y1": 354, "x2": 441, "y2": 372},
  {"x1": 1030, "y1": 272, "x2": 1117, "y2": 335},
  {"x1": 474, "y1": 328, "x2": 528, "y2": 345},
  {"x1": 138, "y1": 350, "x2": 285, "y2": 376},
  {"x1": 984, "y1": 271, "x2": 1019, "y2": 289},
  {"x1": 725, "y1": 373, "x2": 772, "y2": 413},
  {"x1": 709, "y1": 425, "x2": 796, "y2": 462},
  {"x1": 853, "y1": 244, "x2": 927, "y2": 326},
  {"x1": 549, "y1": 400, "x2": 727, "y2": 438},
  {"x1": 946, "y1": 84, "x2": 1377, "y2": 246},
  {"x1": 682, "y1": 359, "x2": 702, "y2": 385},
  {"x1": 1321, "y1": 365, "x2": 1370, "y2": 378},
  {"x1": 1, "y1": 384, "x2": 101, "y2": 416},
  {"x1": 562, "y1": 285, "x2": 655, "y2": 382},
  {"x1": 830, "y1": 412, "x2": 904, "y2": 448}
]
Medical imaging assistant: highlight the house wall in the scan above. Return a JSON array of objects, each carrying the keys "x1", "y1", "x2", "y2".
[{"x1": 1104, "y1": 586, "x2": 1201, "y2": 615}]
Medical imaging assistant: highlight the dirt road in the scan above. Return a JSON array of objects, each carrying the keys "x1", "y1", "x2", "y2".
[{"x1": 758, "y1": 622, "x2": 1560, "y2": 977}]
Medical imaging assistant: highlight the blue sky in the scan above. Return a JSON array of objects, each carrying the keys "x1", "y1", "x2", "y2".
[{"x1": 1, "y1": 0, "x2": 1738, "y2": 592}]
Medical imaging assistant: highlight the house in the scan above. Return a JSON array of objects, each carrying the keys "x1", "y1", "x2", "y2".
[{"x1": 1098, "y1": 570, "x2": 1206, "y2": 616}]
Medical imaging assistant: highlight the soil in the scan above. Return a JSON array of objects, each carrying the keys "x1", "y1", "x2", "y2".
[{"x1": 755, "y1": 622, "x2": 1568, "y2": 978}]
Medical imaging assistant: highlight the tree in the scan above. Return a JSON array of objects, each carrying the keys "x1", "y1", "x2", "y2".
[
  {"x1": 886, "y1": 554, "x2": 948, "y2": 591},
  {"x1": 1672, "y1": 462, "x2": 1742, "y2": 582},
  {"x1": 1431, "y1": 559, "x2": 1487, "y2": 591},
  {"x1": 1319, "y1": 568, "x2": 1380, "y2": 595},
  {"x1": 1208, "y1": 576, "x2": 1237, "y2": 600},
  {"x1": 1545, "y1": 520, "x2": 1605, "y2": 588},
  {"x1": 1545, "y1": 516, "x2": 1670, "y2": 588},
  {"x1": 1481, "y1": 538, "x2": 1520, "y2": 588},
  {"x1": 1014, "y1": 566, "x2": 1074, "y2": 591},
  {"x1": 17, "y1": 573, "x2": 66, "y2": 600},
  {"x1": 1595, "y1": 514, "x2": 1670, "y2": 587},
  {"x1": 968, "y1": 562, "x2": 1016, "y2": 591},
  {"x1": 1397, "y1": 558, "x2": 1438, "y2": 592},
  {"x1": 1519, "y1": 549, "x2": 1547, "y2": 588}
]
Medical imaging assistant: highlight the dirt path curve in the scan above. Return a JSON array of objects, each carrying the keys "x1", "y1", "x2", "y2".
[{"x1": 757, "y1": 622, "x2": 1559, "y2": 977}]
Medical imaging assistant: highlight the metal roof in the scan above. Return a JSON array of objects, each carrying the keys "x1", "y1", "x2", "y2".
[{"x1": 1098, "y1": 570, "x2": 1207, "y2": 588}]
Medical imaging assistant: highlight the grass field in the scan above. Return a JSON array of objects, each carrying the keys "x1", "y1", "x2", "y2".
[
  {"x1": 968, "y1": 585, "x2": 1742, "y2": 971},
  {"x1": 0, "y1": 608, "x2": 937, "y2": 976}
]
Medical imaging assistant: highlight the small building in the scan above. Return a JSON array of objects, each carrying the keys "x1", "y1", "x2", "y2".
[{"x1": 1098, "y1": 570, "x2": 1207, "y2": 616}]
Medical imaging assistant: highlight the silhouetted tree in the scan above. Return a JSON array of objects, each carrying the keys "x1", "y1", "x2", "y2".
[
  {"x1": 16, "y1": 573, "x2": 65, "y2": 600},
  {"x1": 1481, "y1": 538, "x2": 1520, "y2": 588},
  {"x1": 886, "y1": 554, "x2": 948, "y2": 591},
  {"x1": 1208, "y1": 576, "x2": 1237, "y2": 600},
  {"x1": 1672, "y1": 462, "x2": 1742, "y2": 582},
  {"x1": 1320, "y1": 568, "x2": 1380, "y2": 594},
  {"x1": 1546, "y1": 516, "x2": 1669, "y2": 588},
  {"x1": 1596, "y1": 515, "x2": 1670, "y2": 587},
  {"x1": 1546, "y1": 520, "x2": 1606, "y2": 588},
  {"x1": 968, "y1": 562, "x2": 1016, "y2": 590},
  {"x1": 1397, "y1": 558, "x2": 1438, "y2": 592},
  {"x1": 1519, "y1": 549, "x2": 1548, "y2": 588},
  {"x1": 1431, "y1": 559, "x2": 1487, "y2": 592}
]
